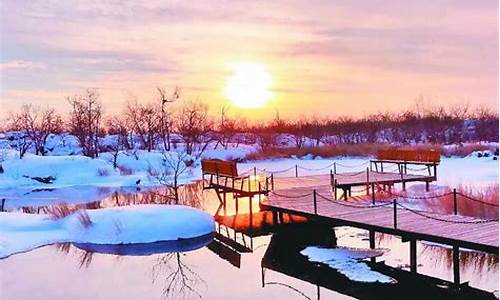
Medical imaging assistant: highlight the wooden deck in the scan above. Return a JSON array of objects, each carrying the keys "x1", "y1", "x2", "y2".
[
  {"x1": 262, "y1": 176, "x2": 498, "y2": 254},
  {"x1": 332, "y1": 171, "x2": 435, "y2": 188}
]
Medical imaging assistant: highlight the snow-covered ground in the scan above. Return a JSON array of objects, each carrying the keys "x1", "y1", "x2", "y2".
[
  {"x1": 0, "y1": 205, "x2": 215, "y2": 259},
  {"x1": 300, "y1": 246, "x2": 395, "y2": 283},
  {"x1": 0, "y1": 148, "x2": 497, "y2": 207}
]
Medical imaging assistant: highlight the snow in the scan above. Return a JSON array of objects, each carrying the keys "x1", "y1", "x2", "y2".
[
  {"x1": 300, "y1": 246, "x2": 395, "y2": 283},
  {"x1": 0, "y1": 205, "x2": 215, "y2": 259},
  {"x1": 0, "y1": 149, "x2": 197, "y2": 190}
]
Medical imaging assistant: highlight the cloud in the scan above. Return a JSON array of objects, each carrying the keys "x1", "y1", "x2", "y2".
[{"x1": 0, "y1": 60, "x2": 47, "y2": 71}]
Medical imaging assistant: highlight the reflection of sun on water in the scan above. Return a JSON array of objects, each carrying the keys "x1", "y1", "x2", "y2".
[{"x1": 225, "y1": 62, "x2": 273, "y2": 108}]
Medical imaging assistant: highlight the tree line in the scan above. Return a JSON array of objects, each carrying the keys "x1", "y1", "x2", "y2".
[{"x1": 1, "y1": 88, "x2": 498, "y2": 159}]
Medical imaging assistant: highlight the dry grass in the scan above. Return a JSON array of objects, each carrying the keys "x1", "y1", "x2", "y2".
[
  {"x1": 441, "y1": 144, "x2": 498, "y2": 157},
  {"x1": 391, "y1": 184, "x2": 499, "y2": 219},
  {"x1": 117, "y1": 165, "x2": 133, "y2": 175},
  {"x1": 244, "y1": 143, "x2": 498, "y2": 160},
  {"x1": 46, "y1": 203, "x2": 93, "y2": 228},
  {"x1": 97, "y1": 168, "x2": 110, "y2": 176}
]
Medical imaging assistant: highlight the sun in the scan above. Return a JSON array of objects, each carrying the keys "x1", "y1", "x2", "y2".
[{"x1": 224, "y1": 62, "x2": 273, "y2": 108}]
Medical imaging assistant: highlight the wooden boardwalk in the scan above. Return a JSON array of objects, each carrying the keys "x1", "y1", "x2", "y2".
[
  {"x1": 332, "y1": 170, "x2": 434, "y2": 187},
  {"x1": 263, "y1": 177, "x2": 498, "y2": 253}
]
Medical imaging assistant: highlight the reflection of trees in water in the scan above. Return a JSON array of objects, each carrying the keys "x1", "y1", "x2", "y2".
[
  {"x1": 18, "y1": 181, "x2": 205, "y2": 214},
  {"x1": 54, "y1": 243, "x2": 96, "y2": 269},
  {"x1": 53, "y1": 242, "x2": 206, "y2": 299},
  {"x1": 420, "y1": 243, "x2": 498, "y2": 274},
  {"x1": 152, "y1": 252, "x2": 205, "y2": 299},
  {"x1": 106, "y1": 182, "x2": 204, "y2": 209},
  {"x1": 375, "y1": 232, "x2": 498, "y2": 275}
]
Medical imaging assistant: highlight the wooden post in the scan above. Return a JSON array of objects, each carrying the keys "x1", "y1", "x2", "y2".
[
  {"x1": 235, "y1": 194, "x2": 239, "y2": 213},
  {"x1": 258, "y1": 182, "x2": 262, "y2": 203},
  {"x1": 381, "y1": 162, "x2": 384, "y2": 172},
  {"x1": 425, "y1": 181, "x2": 430, "y2": 192},
  {"x1": 453, "y1": 245, "x2": 460, "y2": 289},
  {"x1": 393, "y1": 199, "x2": 397, "y2": 229},
  {"x1": 453, "y1": 188, "x2": 458, "y2": 215},
  {"x1": 313, "y1": 189, "x2": 317, "y2": 215},
  {"x1": 248, "y1": 176, "x2": 251, "y2": 192},
  {"x1": 253, "y1": 167, "x2": 257, "y2": 184},
  {"x1": 433, "y1": 163, "x2": 437, "y2": 180},
  {"x1": 295, "y1": 164, "x2": 298, "y2": 177},
  {"x1": 330, "y1": 169, "x2": 333, "y2": 186},
  {"x1": 401, "y1": 172, "x2": 406, "y2": 191},
  {"x1": 369, "y1": 229, "x2": 376, "y2": 263},
  {"x1": 334, "y1": 179, "x2": 338, "y2": 200},
  {"x1": 271, "y1": 173, "x2": 274, "y2": 190},
  {"x1": 0, "y1": 198, "x2": 4, "y2": 212},
  {"x1": 261, "y1": 267, "x2": 265, "y2": 288},
  {"x1": 333, "y1": 162, "x2": 337, "y2": 174},
  {"x1": 366, "y1": 167, "x2": 370, "y2": 195},
  {"x1": 371, "y1": 183, "x2": 375, "y2": 204},
  {"x1": 410, "y1": 239, "x2": 417, "y2": 273}
]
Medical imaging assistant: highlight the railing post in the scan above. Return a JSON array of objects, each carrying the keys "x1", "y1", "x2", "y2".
[
  {"x1": 271, "y1": 173, "x2": 274, "y2": 190},
  {"x1": 258, "y1": 182, "x2": 262, "y2": 203},
  {"x1": 453, "y1": 188, "x2": 458, "y2": 215},
  {"x1": 401, "y1": 172, "x2": 406, "y2": 191},
  {"x1": 330, "y1": 170, "x2": 334, "y2": 187},
  {"x1": 333, "y1": 162, "x2": 337, "y2": 174},
  {"x1": 295, "y1": 164, "x2": 298, "y2": 177},
  {"x1": 253, "y1": 167, "x2": 257, "y2": 182},
  {"x1": 393, "y1": 199, "x2": 397, "y2": 229},
  {"x1": 366, "y1": 167, "x2": 370, "y2": 195},
  {"x1": 334, "y1": 179, "x2": 338, "y2": 201},
  {"x1": 371, "y1": 183, "x2": 375, "y2": 205},
  {"x1": 313, "y1": 189, "x2": 317, "y2": 215}
]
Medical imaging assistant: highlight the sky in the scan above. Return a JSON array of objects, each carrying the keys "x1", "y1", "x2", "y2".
[{"x1": 0, "y1": 0, "x2": 498, "y2": 120}]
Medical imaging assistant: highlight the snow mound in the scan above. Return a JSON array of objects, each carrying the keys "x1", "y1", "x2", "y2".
[
  {"x1": 300, "y1": 246, "x2": 395, "y2": 283},
  {"x1": 0, "y1": 154, "x2": 118, "y2": 188},
  {"x1": 0, "y1": 205, "x2": 215, "y2": 259}
]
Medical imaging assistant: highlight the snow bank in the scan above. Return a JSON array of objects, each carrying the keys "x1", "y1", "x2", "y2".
[
  {"x1": 201, "y1": 144, "x2": 257, "y2": 161},
  {"x1": 0, "y1": 205, "x2": 215, "y2": 259},
  {"x1": 300, "y1": 246, "x2": 395, "y2": 283},
  {"x1": 0, "y1": 153, "x2": 118, "y2": 188}
]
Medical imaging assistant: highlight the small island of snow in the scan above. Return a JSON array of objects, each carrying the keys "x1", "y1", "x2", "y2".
[
  {"x1": 300, "y1": 246, "x2": 395, "y2": 283},
  {"x1": 0, "y1": 204, "x2": 215, "y2": 259}
]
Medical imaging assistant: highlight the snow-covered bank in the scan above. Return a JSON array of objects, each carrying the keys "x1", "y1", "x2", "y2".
[
  {"x1": 300, "y1": 246, "x2": 395, "y2": 283},
  {"x1": 0, "y1": 150, "x2": 198, "y2": 190},
  {"x1": 0, "y1": 148, "x2": 497, "y2": 199},
  {"x1": 0, "y1": 205, "x2": 215, "y2": 259}
]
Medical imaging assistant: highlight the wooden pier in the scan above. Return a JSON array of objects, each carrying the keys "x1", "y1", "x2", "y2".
[
  {"x1": 201, "y1": 154, "x2": 497, "y2": 290},
  {"x1": 260, "y1": 175, "x2": 499, "y2": 289}
]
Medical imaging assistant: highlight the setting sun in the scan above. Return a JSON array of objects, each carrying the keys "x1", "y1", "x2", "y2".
[{"x1": 224, "y1": 62, "x2": 273, "y2": 108}]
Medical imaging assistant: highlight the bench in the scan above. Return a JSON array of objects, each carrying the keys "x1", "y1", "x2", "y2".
[
  {"x1": 371, "y1": 148, "x2": 440, "y2": 177},
  {"x1": 201, "y1": 159, "x2": 272, "y2": 194}
]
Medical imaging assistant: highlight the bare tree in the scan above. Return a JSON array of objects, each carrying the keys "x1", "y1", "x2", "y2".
[
  {"x1": 175, "y1": 101, "x2": 213, "y2": 155},
  {"x1": 9, "y1": 104, "x2": 63, "y2": 156},
  {"x1": 289, "y1": 119, "x2": 307, "y2": 148},
  {"x1": 105, "y1": 115, "x2": 131, "y2": 168},
  {"x1": 215, "y1": 106, "x2": 238, "y2": 150},
  {"x1": 67, "y1": 89, "x2": 103, "y2": 158},
  {"x1": 153, "y1": 151, "x2": 191, "y2": 204},
  {"x1": 157, "y1": 86, "x2": 180, "y2": 151},
  {"x1": 125, "y1": 99, "x2": 160, "y2": 152}
]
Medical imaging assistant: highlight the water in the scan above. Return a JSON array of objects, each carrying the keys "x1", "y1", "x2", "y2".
[{"x1": 0, "y1": 182, "x2": 498, "y2": 299}]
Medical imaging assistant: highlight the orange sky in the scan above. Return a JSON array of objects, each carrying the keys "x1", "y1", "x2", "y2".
[{"x1": 1, "y1": 1, "x2": 498, "y2": 120}]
